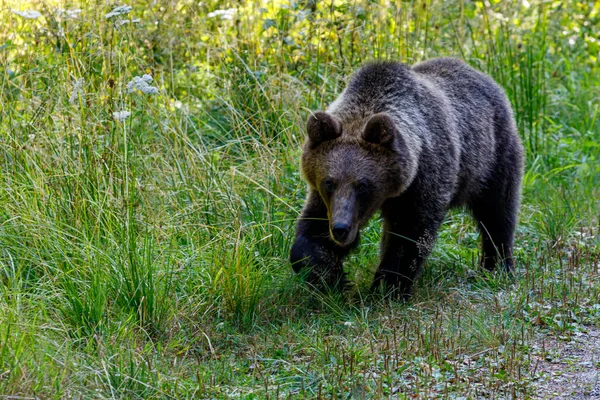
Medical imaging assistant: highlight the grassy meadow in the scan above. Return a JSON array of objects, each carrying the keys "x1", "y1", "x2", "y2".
[{"x1": 1, "y1": 0, "x2": 599, "y2": 397}]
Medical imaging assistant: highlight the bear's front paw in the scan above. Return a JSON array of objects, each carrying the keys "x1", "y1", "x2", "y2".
[
  {"x1": 290, "y1": 236, "x2": 346, "y2": 288},
  {"x1": 290, "y1": 236, "x2": 323, "y2": 273}
]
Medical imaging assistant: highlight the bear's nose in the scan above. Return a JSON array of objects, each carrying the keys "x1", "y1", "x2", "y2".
[{"x1": 332, "y1": 223, "x2": 350, "y2": 242}]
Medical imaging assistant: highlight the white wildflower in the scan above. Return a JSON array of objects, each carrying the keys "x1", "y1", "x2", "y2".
[
  {"x1": 488, "y1": 11, "x2": 508, "y2": 22},
  {"x1": 113, "y1": 111, "x2": 131, "y2": 121},
  {"x1": 56, "y1": 8, "x2": 81, "y2": 19},
  {"x1": 207, "y1": 8, "x2": 236, "y2": 20},
  {"x1": 11, "y1": 9, "x2": 42, "y2": 19},
  {"x1": 126, "y1": 74, "x2": 158, "y2": 95},
  {"x1": 105, "y1": 5, "x2": 132, "y2": 19},
  {"x1": 344, "y1": 321, "x2": 353, "y2": 327},
  {"x1": 69, "y1": 78, "x2": 84, "y2": 104},
  {"x1": 115, "y1": 18, "x2": 140, "y2": 27},
  {"x1": 522, "y1": 0, "x2": 531, "y2": 8}
]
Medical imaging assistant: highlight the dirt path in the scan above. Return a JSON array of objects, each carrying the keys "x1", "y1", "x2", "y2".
[{"x1": 532, "y1": 326, "x2": 600, "y2": 399}]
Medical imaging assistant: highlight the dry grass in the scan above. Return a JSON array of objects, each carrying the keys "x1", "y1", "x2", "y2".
[{"x1": 0, "y1": 0, "x2": 599, "y2": 398}]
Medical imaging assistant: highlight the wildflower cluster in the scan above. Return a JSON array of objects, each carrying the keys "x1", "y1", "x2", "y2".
[
  {"x1": 126, "y1": 74, "x2": 159, "y2": 95},
  {"x1": 105, "y1": 5, "x2": 133, "y2": 19},
  {"x1": 207, "y1": 8, "x2": 237, "y2": 20},
  {"x1": 11, "y1": 9, "x2": 42, "y2": 19},
  {"x1": 113, "y1": 111, "x2": 131, "y2": 121},
  {"x1": 69, "y1": 78, "x2": 85, "y2": 104}
]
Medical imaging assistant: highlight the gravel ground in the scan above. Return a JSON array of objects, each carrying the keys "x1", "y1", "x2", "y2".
[{"x1": 532, "y1": 327, "x2": 600, "y2": 399}]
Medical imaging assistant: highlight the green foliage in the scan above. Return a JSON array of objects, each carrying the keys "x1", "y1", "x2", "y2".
[{"x1": 0, "y1": 0, "x2": 599, "y2": 397}]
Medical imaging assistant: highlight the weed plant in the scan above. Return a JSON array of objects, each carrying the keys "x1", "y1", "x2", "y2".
[{"x1": 0, "y1": 0, "x2": 599, "y2": 397}]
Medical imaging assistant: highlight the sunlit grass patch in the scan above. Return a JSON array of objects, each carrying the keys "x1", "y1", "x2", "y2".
[{"x1": 0, "y1": 0, "x2": 599, "y2": 397}]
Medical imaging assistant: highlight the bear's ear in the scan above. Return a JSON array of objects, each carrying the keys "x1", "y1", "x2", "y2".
[
  {"x1": 306, "y1": 111, "x2": 342, "y2": 147},
  {"x1": 362, "y1": 113, "x2": 397, "y2": 148}
]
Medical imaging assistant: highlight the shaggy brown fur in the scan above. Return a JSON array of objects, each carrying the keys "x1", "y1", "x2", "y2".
[{"x1": 290, "y1": 58, "x2": 524, "y2": 298}]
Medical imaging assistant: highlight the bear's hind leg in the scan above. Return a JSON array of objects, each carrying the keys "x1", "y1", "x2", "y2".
[{"x1": 470, "y1": 171, "x2": 521, "y2": 272}]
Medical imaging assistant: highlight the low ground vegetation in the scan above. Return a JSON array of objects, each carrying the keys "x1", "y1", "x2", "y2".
[{"x1": 0, "y1": 0, "x2": 599, "y2": 397}]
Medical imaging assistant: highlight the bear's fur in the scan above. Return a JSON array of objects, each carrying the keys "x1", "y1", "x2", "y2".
[{"x1": 290, "y1": 58, "x2": 524, "y2": 298}]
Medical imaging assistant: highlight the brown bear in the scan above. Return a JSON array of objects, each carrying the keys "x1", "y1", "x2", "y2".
[{"x1": 290, "y1": 58, "x2": 524, "y2": 298}]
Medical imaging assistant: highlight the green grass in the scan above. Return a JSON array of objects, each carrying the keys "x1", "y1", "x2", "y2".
[{"x1": 1, "y1": 0, "x2": 599, "y2": 398}]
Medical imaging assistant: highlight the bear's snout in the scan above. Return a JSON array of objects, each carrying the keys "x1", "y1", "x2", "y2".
[{"x1": 331, "y1": 222, "x2": 351, "y2": 243}]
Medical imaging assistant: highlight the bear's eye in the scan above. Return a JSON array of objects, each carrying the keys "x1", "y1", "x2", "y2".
[
  {"x1": 322, "y1": 178, "x2": 336, "y2": 193},
  {"x1": 356, "y1": 179, "x2": 371, "y2": 194}
]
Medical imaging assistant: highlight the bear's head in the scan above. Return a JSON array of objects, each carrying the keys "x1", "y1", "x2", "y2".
[{"x1": 301, "y1": 111, "x2": 416, "y2": 247}]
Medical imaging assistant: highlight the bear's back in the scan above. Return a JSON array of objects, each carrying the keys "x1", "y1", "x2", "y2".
[
  {"x1": 412, "y1": 58, "x2": 521, "y2": 205},
  {"x1": 412, "y1": 58, "x2": 510, "y2": 114},
  {"x1": 329, "y1": 58, "x2": 522, "y2": 206}
]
